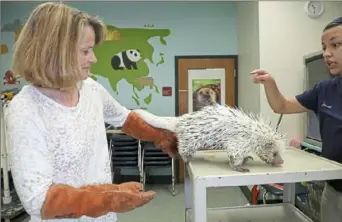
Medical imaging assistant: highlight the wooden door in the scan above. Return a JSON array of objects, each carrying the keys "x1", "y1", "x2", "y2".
[{"x1": 175, "y1": 56, "x2": 238, "y2": 183}]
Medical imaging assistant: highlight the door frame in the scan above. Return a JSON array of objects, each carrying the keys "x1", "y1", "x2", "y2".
[
  {"x1": 174, "y1": 55, "x2": 239, "y2": 116},
  {"x1": 173, "y1": 55, "x2": 238, "y2": 183}
]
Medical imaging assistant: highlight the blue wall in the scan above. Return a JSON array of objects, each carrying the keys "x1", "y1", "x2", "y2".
[{"x1": 1, "y1": 1, "x2": 237, "y2": 116}]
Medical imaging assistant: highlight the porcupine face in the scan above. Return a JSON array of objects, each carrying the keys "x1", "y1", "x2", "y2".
[{"x1": 256, "y1": 137, "x2": 285, "y2": 166}]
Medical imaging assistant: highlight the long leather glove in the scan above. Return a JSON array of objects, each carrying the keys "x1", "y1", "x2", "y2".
[
  {"x1": 40, "y1": 183, "x2": 155, "y2": 219},
  {"x1": 80, "y1": 182, "x2": 142, "y2": 193},
  {"x1": 121, "y1": 111, "x2": 178, "y2": 158}
]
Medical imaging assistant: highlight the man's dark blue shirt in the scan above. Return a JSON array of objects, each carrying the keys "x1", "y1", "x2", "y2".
[{"x1": 296, "y1": 76, "x2": 342, "y2": 192}]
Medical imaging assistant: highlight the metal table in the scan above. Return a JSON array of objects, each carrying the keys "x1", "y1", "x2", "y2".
[{"x1": 184, "y1": 147, "x2": 342, "y2": 222}]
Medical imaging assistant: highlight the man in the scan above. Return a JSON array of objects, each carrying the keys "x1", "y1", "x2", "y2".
[{"x1": 251, "y1": 17, "x2": 342, "y2": 222}]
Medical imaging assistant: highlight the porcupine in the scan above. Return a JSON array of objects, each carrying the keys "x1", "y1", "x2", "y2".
[{"x1": 134, "y1": 104, "x2": 286, "y2": 172}]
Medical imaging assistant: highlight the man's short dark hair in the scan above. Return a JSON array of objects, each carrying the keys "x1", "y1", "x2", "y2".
[{"x1": 324, "y1": 17, "x2": 342, "y2": 31}]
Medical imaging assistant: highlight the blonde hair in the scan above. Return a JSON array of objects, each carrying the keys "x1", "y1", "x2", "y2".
[{"x1": 12, "y1": 2, "x2": 107, "y2": 89}]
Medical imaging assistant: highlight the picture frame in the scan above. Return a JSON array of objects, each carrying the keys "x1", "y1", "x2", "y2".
[{"x1": 188, "y1": 68, "x2": 226, "y2": 112}]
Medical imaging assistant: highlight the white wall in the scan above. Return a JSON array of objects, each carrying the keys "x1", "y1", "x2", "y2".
[
  {"x1": 237, "y1": 1, "x2": 260, "y2": 114},
  {"x1": 256, "y1": 1, "x2": 341, "y2": 141}
]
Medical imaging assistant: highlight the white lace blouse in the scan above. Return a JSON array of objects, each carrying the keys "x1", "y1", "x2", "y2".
[{"x1": 5, "y1": 78, "x2": 131, "y2": 222}]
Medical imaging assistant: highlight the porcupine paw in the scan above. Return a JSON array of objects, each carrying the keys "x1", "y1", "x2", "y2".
[
  {"x1": 229, "y1": 156, "x2": 250, "y2": 173},
  {"x1": 242, "y1": 156, "x2": 253, "y2": 164},
  {"x1": 233, "y1": 166, "x2": 250, "y2": 173}
]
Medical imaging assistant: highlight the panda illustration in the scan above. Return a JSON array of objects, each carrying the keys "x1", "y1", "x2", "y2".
[{"x1": 111, "y1": 49, "x2": 142, "y2": 70}]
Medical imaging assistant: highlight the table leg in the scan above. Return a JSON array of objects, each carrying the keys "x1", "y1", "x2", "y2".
[
  {"x1": 192, "y1": 178, "x2": 207, "y2": 222},
  {"x1": 184, "y1": 166, "x2": 193, "y2": 221},
  {"x1": 283, "y1": 183, "x2": 296, "y2": 204}
]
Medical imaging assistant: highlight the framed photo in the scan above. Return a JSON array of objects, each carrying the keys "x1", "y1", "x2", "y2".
[{"x1": 188, "y1": 68, "x2": 225, "y2": 112}]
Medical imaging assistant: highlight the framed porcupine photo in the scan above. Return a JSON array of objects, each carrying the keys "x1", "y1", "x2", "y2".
[{"x1": 188, "y1": 68, "x2": 225, "y2": 112}]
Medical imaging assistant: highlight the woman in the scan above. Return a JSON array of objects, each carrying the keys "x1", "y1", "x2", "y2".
[
  {"x1": 6, "y1": 2, "x2": 178, "y2": 221},
  {"x1": 251, "y1": 17, "x2": 342, "y2": 222}
]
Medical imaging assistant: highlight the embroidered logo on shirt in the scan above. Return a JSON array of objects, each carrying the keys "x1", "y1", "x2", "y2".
[{"x1": 321, "y1": 102, "x2": 332, "y2": 109}]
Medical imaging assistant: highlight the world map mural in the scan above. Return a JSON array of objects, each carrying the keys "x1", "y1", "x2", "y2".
[
  {"x1": 90, "y1": 25, "x2": 171, "y2": 107},
  {"x1": 1, "y1": 19, "x2": 171, "y2": 109}
]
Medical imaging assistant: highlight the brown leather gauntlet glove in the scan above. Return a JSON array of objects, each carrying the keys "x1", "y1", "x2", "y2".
[
  {"x1": 40, "y1": 184, "x2": 155, "y2": 219},
  {"x1": 121, "y1": 112, "x2": 178, "y2": 158},
  {"x1": 80, "y1": 182, "x2": 142, "y2": 193}
]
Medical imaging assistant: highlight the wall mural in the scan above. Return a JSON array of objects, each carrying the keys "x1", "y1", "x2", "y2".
[
  {"x1": 1, "y1": 18, "x2": 171, "y2": 109},
  {"x1": 90, "y1": 24, "x2": 171, "y2": 108}
]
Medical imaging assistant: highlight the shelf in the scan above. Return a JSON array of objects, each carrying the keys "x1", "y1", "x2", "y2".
[{"x1": 185, "y1": 203, "x2": 314, "y2": 222}]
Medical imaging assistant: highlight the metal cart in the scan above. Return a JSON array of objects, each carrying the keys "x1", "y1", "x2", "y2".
[{"x1": 184, "y1": 147, "x2": 342, "y2": 222}]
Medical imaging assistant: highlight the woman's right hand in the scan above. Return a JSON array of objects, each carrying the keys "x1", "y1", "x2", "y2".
[
  {"x1": 82, "y1": 181, "x2": 156, "y2": 212},
  {"x1": 108, "y1": 189, "x2": 156, "y2": 213},
  {"x1": 118, "y1": 181, "x2": 143, "y2": 193},
  {"x1": 250, "y1": 69, "x2": 275, "y2": 84},
  {"x1": 40, "y1": 183, "x2": 156, "y2": 219},
  {"x1": 79, "y1": 181, "x2": 155, "y2": 212}
]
